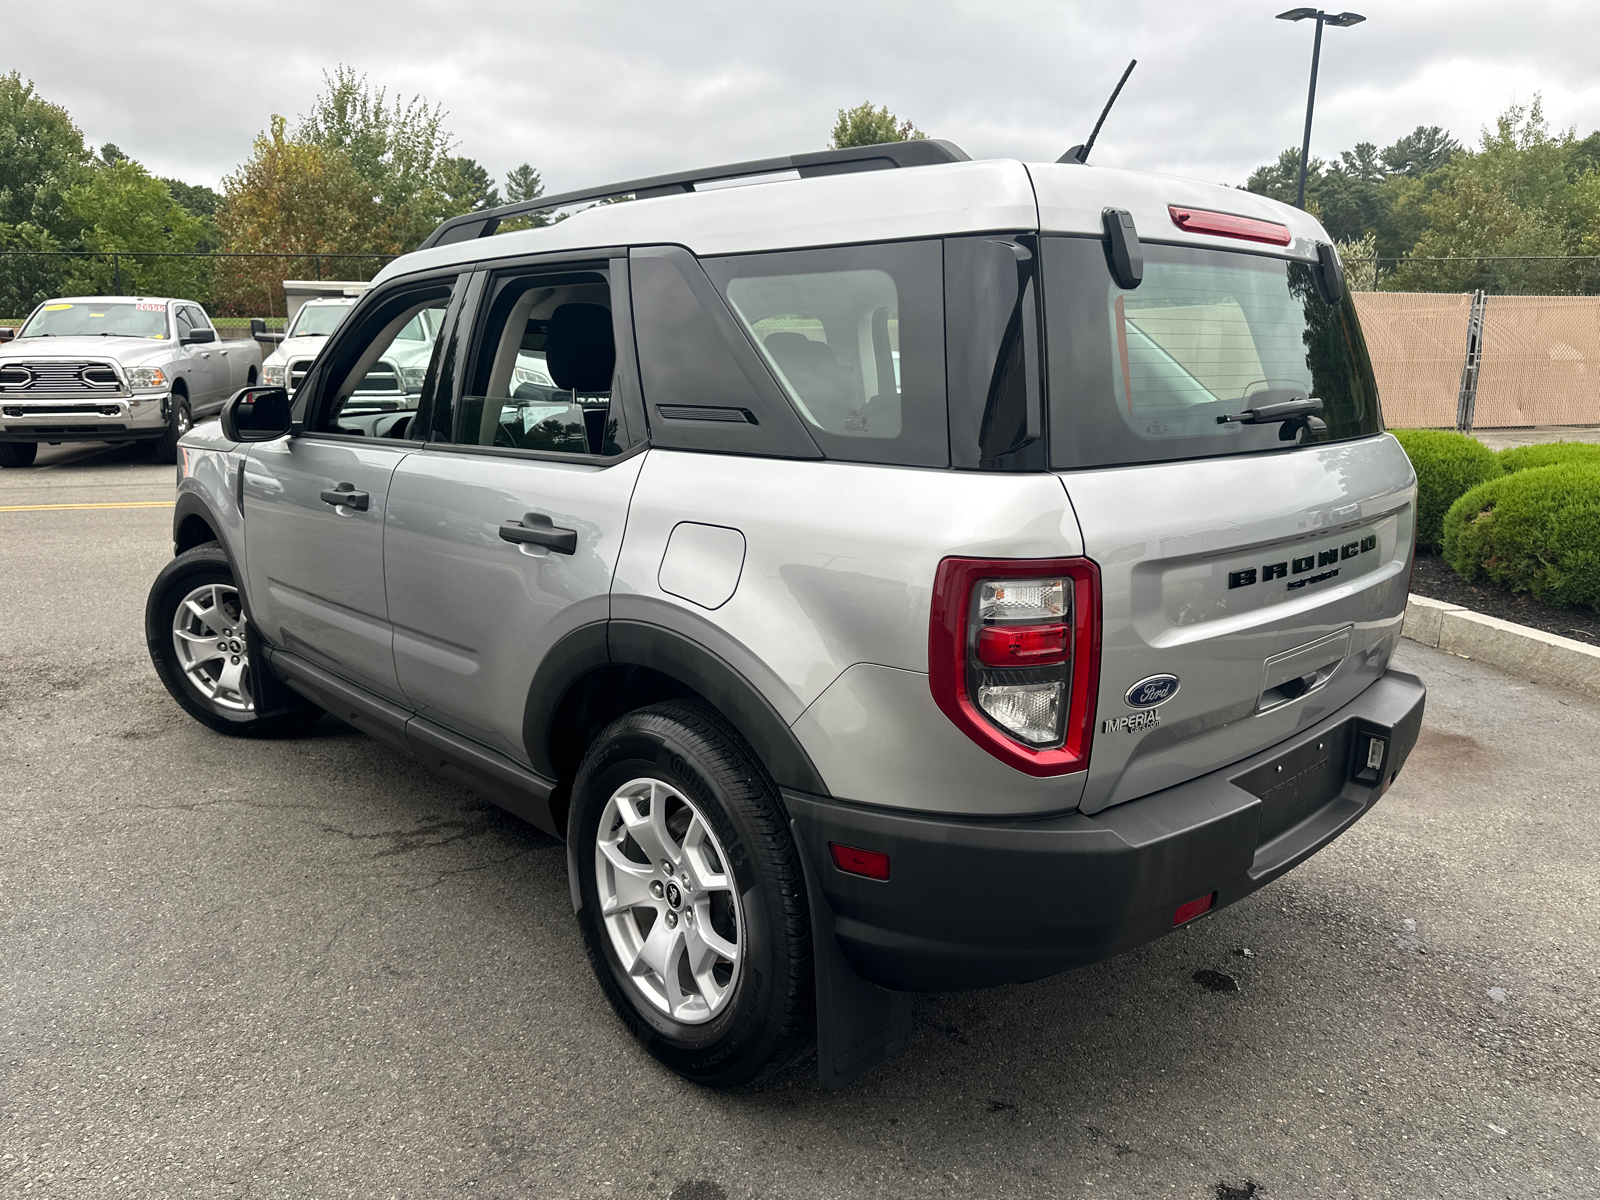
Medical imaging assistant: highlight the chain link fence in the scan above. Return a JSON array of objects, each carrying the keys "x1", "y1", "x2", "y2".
[{"x1": 0, "y1": 250, "x2": 397, "y2": 323}]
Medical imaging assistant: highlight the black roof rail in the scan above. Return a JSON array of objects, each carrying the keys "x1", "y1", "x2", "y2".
[{"x1": 417, "y1": 139, "x2": 971, "y2": 251}]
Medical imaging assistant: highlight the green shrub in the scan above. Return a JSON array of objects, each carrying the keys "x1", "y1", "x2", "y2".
[
  {"x1": 1442, "y1": 463, "x2": 1600, "y2": 609},
  {"x1": 1391, "y1": 429, "x2": 1503, "y2": 550},
  {"x1": 1497, "y1": 441, "x2": 1600, "y2": 474}
]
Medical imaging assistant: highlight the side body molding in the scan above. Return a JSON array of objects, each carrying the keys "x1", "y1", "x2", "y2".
[{"x1": 521, "y1": 620, "x2": 831, "y2": 798}]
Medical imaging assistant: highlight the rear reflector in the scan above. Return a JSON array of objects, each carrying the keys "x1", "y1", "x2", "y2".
[
  {"x1": 976, "y1": 621, "x2": 1070, "y2": 666},
  {"x1": 1173, "y1": 892, "x2": 1216, "y2": 926},
  {"x1": 1168, "y1": 205, "x2": 1291, "y2": 246},
  {"x1": 830, "y1": 842, "x2": 890, "y2": 881}
]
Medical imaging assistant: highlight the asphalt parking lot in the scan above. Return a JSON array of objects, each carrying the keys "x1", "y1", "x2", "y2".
[{"x1": 2, "y1": 441, "x2": 1597, "y2": 1199}]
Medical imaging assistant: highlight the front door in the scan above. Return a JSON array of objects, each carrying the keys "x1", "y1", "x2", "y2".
[
  {"x1": 174, "y1": 305, "x2": 222, "y2": 409},
  {"x1": 384, "y1": 257, "x2": 644, "y2": 765},
  {"x1": 241, "y1": 274, "x2": 461, "y2": 701}
]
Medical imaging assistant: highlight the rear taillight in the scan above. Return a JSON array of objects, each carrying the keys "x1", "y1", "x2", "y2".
[
  {"x1": 929, "y1": 557, "x2": 1101, "y2": 776},
  {"x1": 1168, "y1": 205, "x2": 1291, "y2": 246}
]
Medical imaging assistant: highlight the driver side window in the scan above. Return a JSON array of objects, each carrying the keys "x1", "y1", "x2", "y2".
[{"x1": 309, "y1": 279, "x2": 457, "y2": 440}]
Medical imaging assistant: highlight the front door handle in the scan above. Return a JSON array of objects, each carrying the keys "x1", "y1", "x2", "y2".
[
  {"x1": 499, "y1": 511, "x2": 577, "y2": 554},
  {"x1": 320, "y1": 483, "x2": 370, "y2": 511}
]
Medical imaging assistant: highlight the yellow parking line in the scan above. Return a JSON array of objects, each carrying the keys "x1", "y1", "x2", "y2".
[{"x1": 0, "y1": 500, "x2": 176, "y2": 512}]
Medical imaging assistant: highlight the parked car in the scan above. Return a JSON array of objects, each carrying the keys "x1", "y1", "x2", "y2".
[
  {"x1": 0, "y1": 296, "x2": 261, "y2": 466},
  {"x1": 144, "y1": 139, "x2": 1426, "y2": 1092}
]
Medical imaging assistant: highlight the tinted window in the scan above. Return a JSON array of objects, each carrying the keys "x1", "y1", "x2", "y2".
[
  {"x1": 453, "y1": 269, "x2": 622, "y2": 456},
  {"x1": 944, "y1": 236, "x2": 1044, "y2": 470},
  {"x1": 1043, "y1": 237, "x2": 1382, "y2": 469},
  {"x1": 704, "y1": 240, "x2": 947, "y2": 467}
]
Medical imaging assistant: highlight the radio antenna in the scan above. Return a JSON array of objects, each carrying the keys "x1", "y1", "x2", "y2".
[{"x1": 1060, "y1": 58, "x2": 1137, "y2": 164}]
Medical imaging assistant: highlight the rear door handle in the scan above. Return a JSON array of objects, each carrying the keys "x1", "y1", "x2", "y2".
[
  {"x1": 320, "y1": 483, "x2": 370, "y2": 511},
  {"x1": 499, "y1": 511, "x2": 577, "y2": 554}
]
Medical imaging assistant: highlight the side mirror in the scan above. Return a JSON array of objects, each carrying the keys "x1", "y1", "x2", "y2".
[
  {"x1": 0, "y1": 327, "x2": 15, "y2": 344},
  {"x1": 250, "y1": 317, "x2": 284, "y2": 345},
  {"x1": 181, "y1": 327, "x2": 217, "y2": 345},
  {"x1": 220, "y1": 386, "x2": 293, "y2": 442}
]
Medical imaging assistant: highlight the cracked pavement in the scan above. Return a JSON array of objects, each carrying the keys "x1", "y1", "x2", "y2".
[{"x1": 2, "y1": 442, "x2": 1598, "y2": 1198}]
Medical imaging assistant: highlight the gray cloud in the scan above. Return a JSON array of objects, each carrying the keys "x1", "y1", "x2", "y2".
[{"x1": 12, "y1": 0, "x2": 1599, "y2": 198}]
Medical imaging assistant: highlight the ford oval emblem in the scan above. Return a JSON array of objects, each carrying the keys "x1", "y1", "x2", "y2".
[{"x1": 1126, "y1": 675, "x2": 1180, "y2": 709}]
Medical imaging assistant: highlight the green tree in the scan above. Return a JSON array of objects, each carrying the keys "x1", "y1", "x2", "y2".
[
  {"x1": 0, "y1": 71, "x2": 92, "y2": 241},
  {"x1": 0, "y1": 221, "x2": 68, "y2": 316},
  {"x1": 62, "y1": 159, "x2": 208, "y2": 297},
  {"x1": 162, "y1": 178, "x2": 221, "y2": 218},
  {"x1": 830, "y1": 102, "x2": 926, "y2": 149},
  {"x1": 1380, "y1": 125, "x2": 1461, "y2": 178},
  {"x1": 297, "y1": 65, "x2": 457, "y2": 251},
  {"x1": 440, "y1": 155, "x2": 500, "y2": 212},
  {"x1": 213, "y1": 115, "x2": 380, "y2": 316},
  {"x1": 500, "y1": 162, "x2": 550, "y2": 231}
]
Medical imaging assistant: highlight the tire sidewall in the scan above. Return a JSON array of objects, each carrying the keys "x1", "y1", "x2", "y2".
[{"x1": 571, "y1": 711, "x2": 796, "y2": 1084}]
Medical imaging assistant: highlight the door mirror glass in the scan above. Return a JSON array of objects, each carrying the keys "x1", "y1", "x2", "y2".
[{"x1": 221, "y1": 386, "x2": 293, "y2": 442}]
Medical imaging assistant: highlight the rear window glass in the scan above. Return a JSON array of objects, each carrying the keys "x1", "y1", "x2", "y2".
[
  {"x1": 1043, "y1": 237, "x2": 1382, "y2": 469},
  {"x1": 703, "y1": 241, "x2": 947, "y2": 467}
]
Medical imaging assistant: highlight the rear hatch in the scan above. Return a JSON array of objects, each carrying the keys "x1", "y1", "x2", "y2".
[{"x1": 1039, "y1": 234, "x2": 1415, "y2": 815}]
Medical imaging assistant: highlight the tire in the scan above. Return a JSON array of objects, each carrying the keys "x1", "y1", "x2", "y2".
[
  {"x1": 151, "y1": 392, "x2": 191, "y2": 464},
  {"x1": 570, "y1": 701, "x2": 813, "y2": 1088},
  {"x1": 0, "y1": 441, "x2": 38, "y2": 468},
  {"x1": 145, "y1": 542, "x2": 320, "y2": 737}
]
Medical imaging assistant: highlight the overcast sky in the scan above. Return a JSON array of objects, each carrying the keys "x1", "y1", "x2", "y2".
[{"x1": 10, "y1": 0, "x2": 1600, "y2": 196}]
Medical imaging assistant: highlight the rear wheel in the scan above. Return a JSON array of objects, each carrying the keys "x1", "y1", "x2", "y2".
[
  {"x1": 151, "y1": 393, "x2": 191, "y2": 464},
  {"x1": 145, "y1": 543, "x2": 320, "y2": 737},
  {"x1": 0, "y1": 442, "x2": 38, "y2": 468},
  {"x1": 570, "y1": 701, "x2": 812, "y2": 1088}
]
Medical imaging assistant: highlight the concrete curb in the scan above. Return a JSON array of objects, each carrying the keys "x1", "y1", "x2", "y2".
[{"x1": 1403, "y1": 594, "x2": 1600, "y2": 701}]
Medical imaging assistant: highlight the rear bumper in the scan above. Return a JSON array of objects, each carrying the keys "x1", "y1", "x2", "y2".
[{"x1": 785, "y1": 667, "x2": 1425, "y2": 992}]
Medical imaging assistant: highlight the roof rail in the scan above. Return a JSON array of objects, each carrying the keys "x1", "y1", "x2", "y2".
[{"x1": 417, "y1": 139, "x2": 971, "y2": 251}]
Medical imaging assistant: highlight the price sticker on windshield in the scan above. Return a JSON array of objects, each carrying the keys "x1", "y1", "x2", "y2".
[{"x1": 136, "y1": 303, "x2": 166, "y2": 312}]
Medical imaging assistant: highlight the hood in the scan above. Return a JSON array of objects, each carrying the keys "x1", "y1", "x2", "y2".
[
  {"x1": 0, "y1": 335, "x2": 175, "y2": 365},
  {"x1": 264, "y1": 335, "x2": 332, "y2": 367}
]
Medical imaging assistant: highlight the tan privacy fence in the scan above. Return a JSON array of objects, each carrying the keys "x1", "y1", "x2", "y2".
[{"x1": 1352, "y1": 291, "x2": 1600, "y2": 429}]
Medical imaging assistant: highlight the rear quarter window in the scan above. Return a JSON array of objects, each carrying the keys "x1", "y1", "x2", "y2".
[
  {"x1": 703, "y1": 240, "x2": 948, "y2": 467},
  {"x1": 1043, "y1": 237, "x2": 1382, "y2": 469}
]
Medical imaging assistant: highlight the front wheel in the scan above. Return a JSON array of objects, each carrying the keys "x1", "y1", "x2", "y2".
[
  {"x1": 0, "y1": 441, "x2": 38, "y2": 468},
  {"x1": 570, "y1": 701, "x2": 813, "y2": 1088},
  {"x1": 145, "y1": 542, "x2": 320, "y2": 737},
  {"x1": 151, "y1": 394, "x2": 191, "y2": 464}
]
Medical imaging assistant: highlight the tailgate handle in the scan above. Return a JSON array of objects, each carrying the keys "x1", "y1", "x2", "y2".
[{"x1": 1258, "y1": 627, "x2": 1352, "y2": 713}]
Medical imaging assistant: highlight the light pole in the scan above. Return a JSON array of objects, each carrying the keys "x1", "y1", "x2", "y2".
[{"x1": 1277, "y1": 8, "x2": 1366, "y2": 210}]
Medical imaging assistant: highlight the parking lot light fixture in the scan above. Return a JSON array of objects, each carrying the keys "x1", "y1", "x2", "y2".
[{"x1": 1277, "y1": 8, "x2": 1367, "y2": 210}]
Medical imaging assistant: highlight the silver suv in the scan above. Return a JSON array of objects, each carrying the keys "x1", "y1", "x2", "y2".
[{"x1": 144, "y1": 139, "x2": 1426, "y2": 1091}]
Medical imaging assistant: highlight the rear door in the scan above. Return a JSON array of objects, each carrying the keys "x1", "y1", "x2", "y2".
[
  {"x1": 1040, "y1": 236, "x2": 1415, "y2": 814},
  {"x1": 384, "y1": 255, "x2": 647, "y2": 767},
  {"x1": 241, "y1": 273, "x2": 460, "y2": 701}
]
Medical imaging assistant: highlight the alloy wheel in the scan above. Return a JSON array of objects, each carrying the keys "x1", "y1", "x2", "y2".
[
  {"x1": 170, "y1": 582, "x2": 253, "y2": 712},
  {"x1": 594, "y1": 777, "x2": 744, "y2": 1024}
]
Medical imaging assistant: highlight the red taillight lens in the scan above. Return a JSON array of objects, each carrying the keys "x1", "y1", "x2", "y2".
[
  {"x1": 928, "y1": 557, "x2": 1101, "y2": 777},
  {"x1": 976, "y1": 622, "x2": 1070, "y2": 666},
  {"x1": 1173, "y1": 892, "x2": 1215, "y2": 926},
  {"x1": 1168, "y1": 205, "x2": 1291, "y2": 246},
  {"x1": 830, "y1": 842, "x2": 890, "y2": 881}
]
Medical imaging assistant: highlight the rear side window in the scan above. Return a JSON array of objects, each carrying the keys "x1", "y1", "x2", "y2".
[
  {"x1": 704, "y1": 240, "x2": 947, "y2": 467},
  {"x1": 1043, "y1": 237, "x2": 1382, "y2": 469}
]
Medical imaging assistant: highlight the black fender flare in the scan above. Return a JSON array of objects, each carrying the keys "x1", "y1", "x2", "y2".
[
  {"x1": 173, "y1": 488, "x2": 237, "y2": 563},
  {"x1": 522, "y1": 619, "x2": 830, "y2": 797}
]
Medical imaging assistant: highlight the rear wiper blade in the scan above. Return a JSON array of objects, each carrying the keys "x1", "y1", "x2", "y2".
[{"x1": 1218, "y1": 397, "x2": 1327, "y2": 439}]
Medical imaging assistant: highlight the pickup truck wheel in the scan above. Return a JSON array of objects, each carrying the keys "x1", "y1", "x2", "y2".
[
  {"x1": 570, "y1": 701, "x2": 812, "y2": 1089},
  {"x1": 145, "y1": 543, "x2": 320, "y2": 738},
  {"x1": 151, "y1": 395, "x2": 191, "y2": 464},
  {"x1": 0, "y1": 442, "x2": 38, "y2": 468}
]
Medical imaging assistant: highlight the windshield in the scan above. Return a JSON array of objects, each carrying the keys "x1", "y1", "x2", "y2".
[
  {"x1": 288, "y1": 302, "x2": 353, "y2": 338},
  {"x1": 20, "y1": 301, "x2": 168, "y2": 339},
  {"x1": 1043, "y1": 238, "x2": 1382, "y2": 468}
]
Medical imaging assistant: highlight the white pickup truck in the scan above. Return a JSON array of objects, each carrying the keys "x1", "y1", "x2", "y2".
[{"x1": 0, "y1": 296, "x2": 262, "y2": 467}]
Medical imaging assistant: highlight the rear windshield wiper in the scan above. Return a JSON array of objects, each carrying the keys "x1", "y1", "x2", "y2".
[{"x1": 1217, "y1": 396, "x2": 1326, "y2": 440}]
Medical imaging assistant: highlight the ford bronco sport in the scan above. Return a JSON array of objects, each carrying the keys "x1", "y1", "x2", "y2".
[{"x1": 145, "y1": 138, "x2": 1426, "y2": 1091}]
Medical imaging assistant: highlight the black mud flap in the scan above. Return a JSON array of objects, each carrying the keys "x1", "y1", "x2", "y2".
[{"x1": 792, "y1": 819, "x2": 914, "y2": 1092}]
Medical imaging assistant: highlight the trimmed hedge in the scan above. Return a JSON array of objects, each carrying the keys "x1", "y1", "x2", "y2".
[
  {"x1": 1391, "y1": 429, "x2": 1503, "y2": 550},
  {"x1": 1442, "y1": 462, "x2": 1600, "y2": 610},
  {"x1": 1498, "y1": 441, "x2": 1600, "y2": 475}
]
